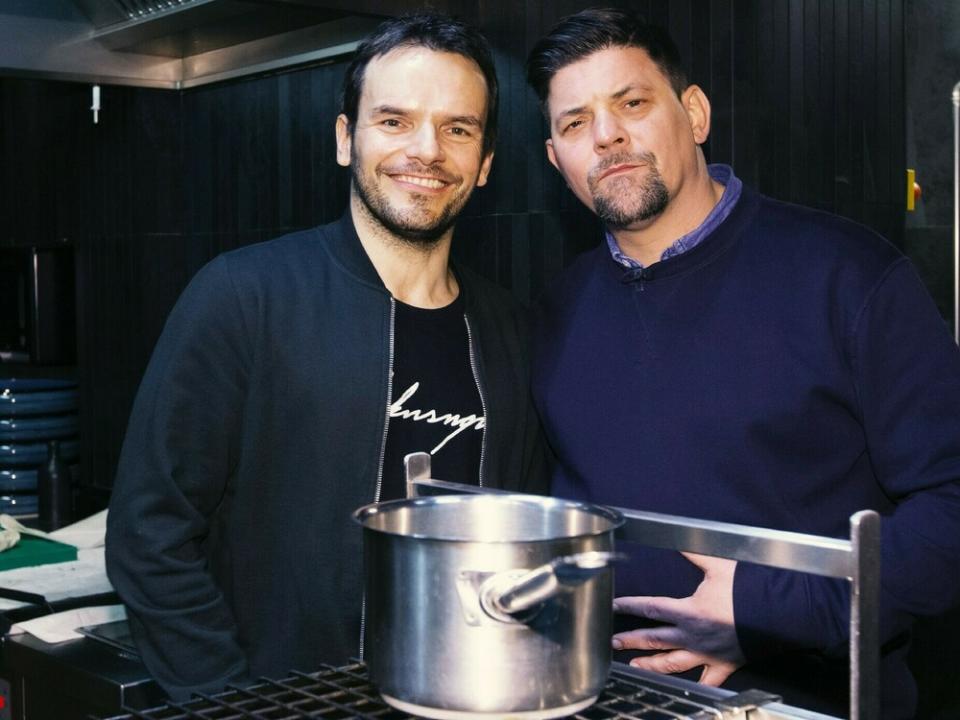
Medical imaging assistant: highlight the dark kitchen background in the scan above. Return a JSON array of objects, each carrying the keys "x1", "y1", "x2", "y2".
[{"x1": 0, "y1": 0, "x2": 958, "y2": 715}]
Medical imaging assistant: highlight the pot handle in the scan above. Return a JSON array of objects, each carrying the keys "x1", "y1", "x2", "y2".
[{"x1": 479, "y1": 550, "x2": 625, "y2": 620}]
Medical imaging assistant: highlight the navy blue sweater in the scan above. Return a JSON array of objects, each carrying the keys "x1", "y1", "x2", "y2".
[{"x1": 532, "y1": 185, "x2": 960, "y2": 718}]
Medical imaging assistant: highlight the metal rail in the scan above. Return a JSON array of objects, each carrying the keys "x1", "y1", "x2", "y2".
[
  {"x1": 405, "y1": 454, "x2": 880, "y2": 720},
  {"x1": 953, "y1": 80, "x2": 960, "y2": 343}
]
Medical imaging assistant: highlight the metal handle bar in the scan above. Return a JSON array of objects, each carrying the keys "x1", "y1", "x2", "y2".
[{"x1": 404, "y1": 453, "x2": 879, "y2": 720}]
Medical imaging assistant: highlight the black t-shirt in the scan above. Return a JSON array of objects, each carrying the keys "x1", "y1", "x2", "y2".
[{"x1": 379, "y1": 295, "x2": 484, "y2": 501}]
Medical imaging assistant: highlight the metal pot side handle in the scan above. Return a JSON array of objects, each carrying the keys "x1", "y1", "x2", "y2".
[{"x1": 479, "y1": 551, "x2": 626, "y2": 621}]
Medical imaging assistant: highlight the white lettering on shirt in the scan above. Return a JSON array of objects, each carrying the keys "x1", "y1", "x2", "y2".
[{"x1": 389, "y1": 382, "x2": 485, "y2": 454}]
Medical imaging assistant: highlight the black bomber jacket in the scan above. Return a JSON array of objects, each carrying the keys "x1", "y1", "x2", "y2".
[{"x1": 106, "y1": 212, "x2": 548, "y2": 701}]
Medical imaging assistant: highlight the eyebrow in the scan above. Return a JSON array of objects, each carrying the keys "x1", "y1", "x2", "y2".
[
  {"x1": 368, "y1": 106, "x2": 483, "y2": 128},
  {"x1": 447, "y1": 115, "x2": 483, "y2": 128},
  {"x1": 554, "y1": 83, "x2": 655, "y2": 122},
  {"x1": 556, "y1": 105, "x2": 588, "y2": 121},
  {"x1": 369, "y1": 104, "x2": 411, "y2": 117},
  {"x1": 613, "y1": 82, "x2": 657, "y2": 98}
]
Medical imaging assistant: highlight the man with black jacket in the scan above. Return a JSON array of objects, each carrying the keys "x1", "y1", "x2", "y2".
[{"x1": 106, "y1": 14, "x2": 546, "y2": 701}]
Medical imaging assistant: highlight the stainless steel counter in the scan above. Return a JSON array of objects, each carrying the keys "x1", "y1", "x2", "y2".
[{"x1": 99, "y1": 660, "x2": 839, "y2": 720}]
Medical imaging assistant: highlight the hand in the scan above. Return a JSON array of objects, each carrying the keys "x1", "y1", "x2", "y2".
[{"x1": 611, "y1": 552, "x2": 745, "y2": 686}]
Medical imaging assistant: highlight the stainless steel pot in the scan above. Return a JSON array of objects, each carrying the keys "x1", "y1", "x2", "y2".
[{"x1": 353, "y1": 493, "x2": 624, "y2": 720}]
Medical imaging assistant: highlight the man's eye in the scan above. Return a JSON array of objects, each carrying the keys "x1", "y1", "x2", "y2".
[
  {"x1": 625, "y1": 99, "x2": 645, "y2": 109},
  {"x1": 382, "y1": 118, "x2": 403, "y2": 128},
  {"x1": 564, "y1": 119, "x2": 584, "y2": 133},
  {"x1": 449, "y1": 126, "x2": 472, "y2": 137}
]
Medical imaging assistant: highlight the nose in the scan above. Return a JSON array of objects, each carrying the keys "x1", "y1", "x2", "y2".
[
  {"x1": 593, "y1": 110, "x2": 627, "y2": 152},
  {"x1": 406, "y1": 123, "x2": 444, "y2": 165}
]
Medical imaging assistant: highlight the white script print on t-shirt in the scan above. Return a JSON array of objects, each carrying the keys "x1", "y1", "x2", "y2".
[{"x1": 389, "y1": 382, "x2": 485, "y2": 454}]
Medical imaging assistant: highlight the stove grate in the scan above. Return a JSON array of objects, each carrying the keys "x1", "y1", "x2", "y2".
[{"x1": 103, "y1": 663, "x2": 722, "y2": 720}]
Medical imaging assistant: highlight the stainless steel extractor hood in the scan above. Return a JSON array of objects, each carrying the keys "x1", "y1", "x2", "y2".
[{"x1": 0, "y1": 0, "x2": 406, "y2": 88}]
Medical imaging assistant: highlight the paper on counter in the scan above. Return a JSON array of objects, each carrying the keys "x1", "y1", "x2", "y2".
[
  {"x1": 48, "y1": 509, "x2": 107, "y2": 549},
  {"x1": 8, "y1": 603, "x2": 125, "y2": 643}
]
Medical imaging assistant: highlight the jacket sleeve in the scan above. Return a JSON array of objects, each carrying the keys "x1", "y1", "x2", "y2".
[
  {"x1": 105, "y1": 255, "x2": 253, "y2": 700},
  {"x1": 513, "y1": 303, "x2": 552, "y2": 496},
  {"x1": 517, "y1": 397, "x2": 552, "y2": 496},
  {"x1": 733, "y1": 259, "x2": 960, "y2": 659}
]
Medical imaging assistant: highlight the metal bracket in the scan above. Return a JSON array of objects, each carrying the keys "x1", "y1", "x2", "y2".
[
  {"x1": 716, "y1": 689, "x2": 783, "y2": 716},
  {"x1": 408, "y1": 477, "x2": 880, "y2": 720},
  {"x1": 403, "y1": 452, "x2": 432, "y2": 498}
]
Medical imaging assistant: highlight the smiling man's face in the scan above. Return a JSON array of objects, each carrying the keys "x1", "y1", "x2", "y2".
[
  {"x1": 545, "y1": 45, "x2": 703, "y2": 231},
  {"x1": 336, "y1": 46, "x2": 493, "y2": 245}
]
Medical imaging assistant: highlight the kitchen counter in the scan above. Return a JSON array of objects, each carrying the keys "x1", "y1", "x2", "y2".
[
  {"x1": 2, "y1": 629, "x2": 164, "y2": 720},
  {"x1": 0, "y1": 514, "x2": 165, "y2": 719}
]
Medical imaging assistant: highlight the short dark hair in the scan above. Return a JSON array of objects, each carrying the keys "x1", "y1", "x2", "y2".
[
  {"x1": 339, "y1": 13, "x2": 499, "y2": 157},
  {"x1": 526, "y1": 8, "x2": 688, "y2": 112}
]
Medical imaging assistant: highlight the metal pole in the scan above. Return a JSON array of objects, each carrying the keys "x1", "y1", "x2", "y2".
[
  {"x1": 849, "y1": 510, "x2": 881, "y2": 720},
  {"x1": 953, "y1": 81, "x2": 960, "y2": 343}
]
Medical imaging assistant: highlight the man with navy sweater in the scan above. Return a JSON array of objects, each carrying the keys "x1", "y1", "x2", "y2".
[{"x1": 526, "y1": 8, "x2": 960, "y2": 718}]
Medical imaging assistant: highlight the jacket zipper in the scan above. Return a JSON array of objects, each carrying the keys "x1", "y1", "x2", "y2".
[
  {"x1": 373, "y1": 297, "x2": 396, "y2": 504},
  {"x1": 359, "y1": 297, "x2": 396, "y2": 661},
  {"x1": 464, "y1": 314, "x2": 487, "y2": 487}
]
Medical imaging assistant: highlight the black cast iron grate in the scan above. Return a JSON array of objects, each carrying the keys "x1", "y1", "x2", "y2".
[{"x1": 103, "y1": 663, "x2": 722, "y2": 720}]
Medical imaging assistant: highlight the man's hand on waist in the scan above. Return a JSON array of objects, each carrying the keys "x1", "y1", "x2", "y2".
[{"x1": 611, "y1": 552, "x2": 745, "y2": 687}]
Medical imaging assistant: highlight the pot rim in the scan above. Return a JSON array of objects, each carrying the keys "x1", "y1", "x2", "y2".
[{"x1": 352, "y1": 492, "x2": 624, "y2": 542}]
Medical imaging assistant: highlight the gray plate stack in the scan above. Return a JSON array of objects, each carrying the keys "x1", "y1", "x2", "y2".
[{"x1": 0, "y1": 378, "x2": 79, "y2": 520}]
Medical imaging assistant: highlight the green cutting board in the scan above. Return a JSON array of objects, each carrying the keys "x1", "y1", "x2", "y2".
[{"x1": 0, "y1": 534, "x2": 77, "y2": 572}]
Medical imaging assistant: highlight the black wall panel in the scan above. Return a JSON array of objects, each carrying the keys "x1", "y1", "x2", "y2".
[{"x1": 0, "y1": 0, "x2": 906, "y2": 502}]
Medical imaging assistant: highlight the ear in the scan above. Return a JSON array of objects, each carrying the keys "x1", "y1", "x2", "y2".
[
  {"x1": 476, "y1": 150, "x2": 495, "y2": 187},
  {"x1": 681, "y1": 85, "x2": 712, "y2": 145},
  {"x1": 335, "y1": 114, "x2": 352, "y2": 167},
  {"x1": 545, "y1": 138, "x2": 559, "y2": 171}
]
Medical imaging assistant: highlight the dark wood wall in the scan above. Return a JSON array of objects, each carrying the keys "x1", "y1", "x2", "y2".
[{"x1": 0, "y1": 0, "x2": 905, "y2": 502}]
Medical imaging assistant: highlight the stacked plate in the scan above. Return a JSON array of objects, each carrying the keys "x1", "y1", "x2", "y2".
[{"x1": 0, "y1": 378, "x2": 79, "y2": 519}]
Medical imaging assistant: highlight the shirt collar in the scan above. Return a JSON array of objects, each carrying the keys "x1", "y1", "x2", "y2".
[{"x1": 605, "y1": 164, "x2": 742, "y2": 269}]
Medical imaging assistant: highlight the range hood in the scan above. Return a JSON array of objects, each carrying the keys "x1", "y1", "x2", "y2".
[{"x1": 0, "y1": 0, "x2": 429, "y2": 89}]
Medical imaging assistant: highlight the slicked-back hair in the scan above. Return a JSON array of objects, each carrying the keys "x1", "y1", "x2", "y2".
[
  {"x1": 339, "y1": 13, "x2": 499, "y2": 158},
  {"x1": 526, "y1": 7, "x2": 688, "y2": 114}
]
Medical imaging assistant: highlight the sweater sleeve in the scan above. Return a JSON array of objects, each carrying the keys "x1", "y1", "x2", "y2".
[
  {"x1": 105, "y1": 255, "x2": 253, "y2": 700},
  {"x1": 734, "y1": 259, "x2": 960, "y2": 659}
]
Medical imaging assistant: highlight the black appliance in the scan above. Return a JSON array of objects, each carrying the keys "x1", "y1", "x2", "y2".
[
  {"x1": 0, "y1": 246, "x2": 76, "y2": 365},
  {"x1": 0, "y1": 596, "x2": 164, "y2": 720}
]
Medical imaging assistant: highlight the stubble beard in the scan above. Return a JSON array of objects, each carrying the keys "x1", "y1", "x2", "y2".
[
  {"x1": 351, "y1": 145, "x2": 469, "y2": 248},
  {"x1": 588, "y1": 152, "x2": 670, "y2": 229}
]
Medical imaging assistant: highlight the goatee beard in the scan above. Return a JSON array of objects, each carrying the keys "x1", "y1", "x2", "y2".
[
  {"x1": 351, "y1": 149, "x2": 462, "y2": 247},
  {"x1": 589, "y1": 152, "x2": 670, "y2": 229}
]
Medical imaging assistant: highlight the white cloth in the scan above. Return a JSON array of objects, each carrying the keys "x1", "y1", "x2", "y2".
[{"x1": 0, "y1": 527, "x2": 19, "y2": 551}]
